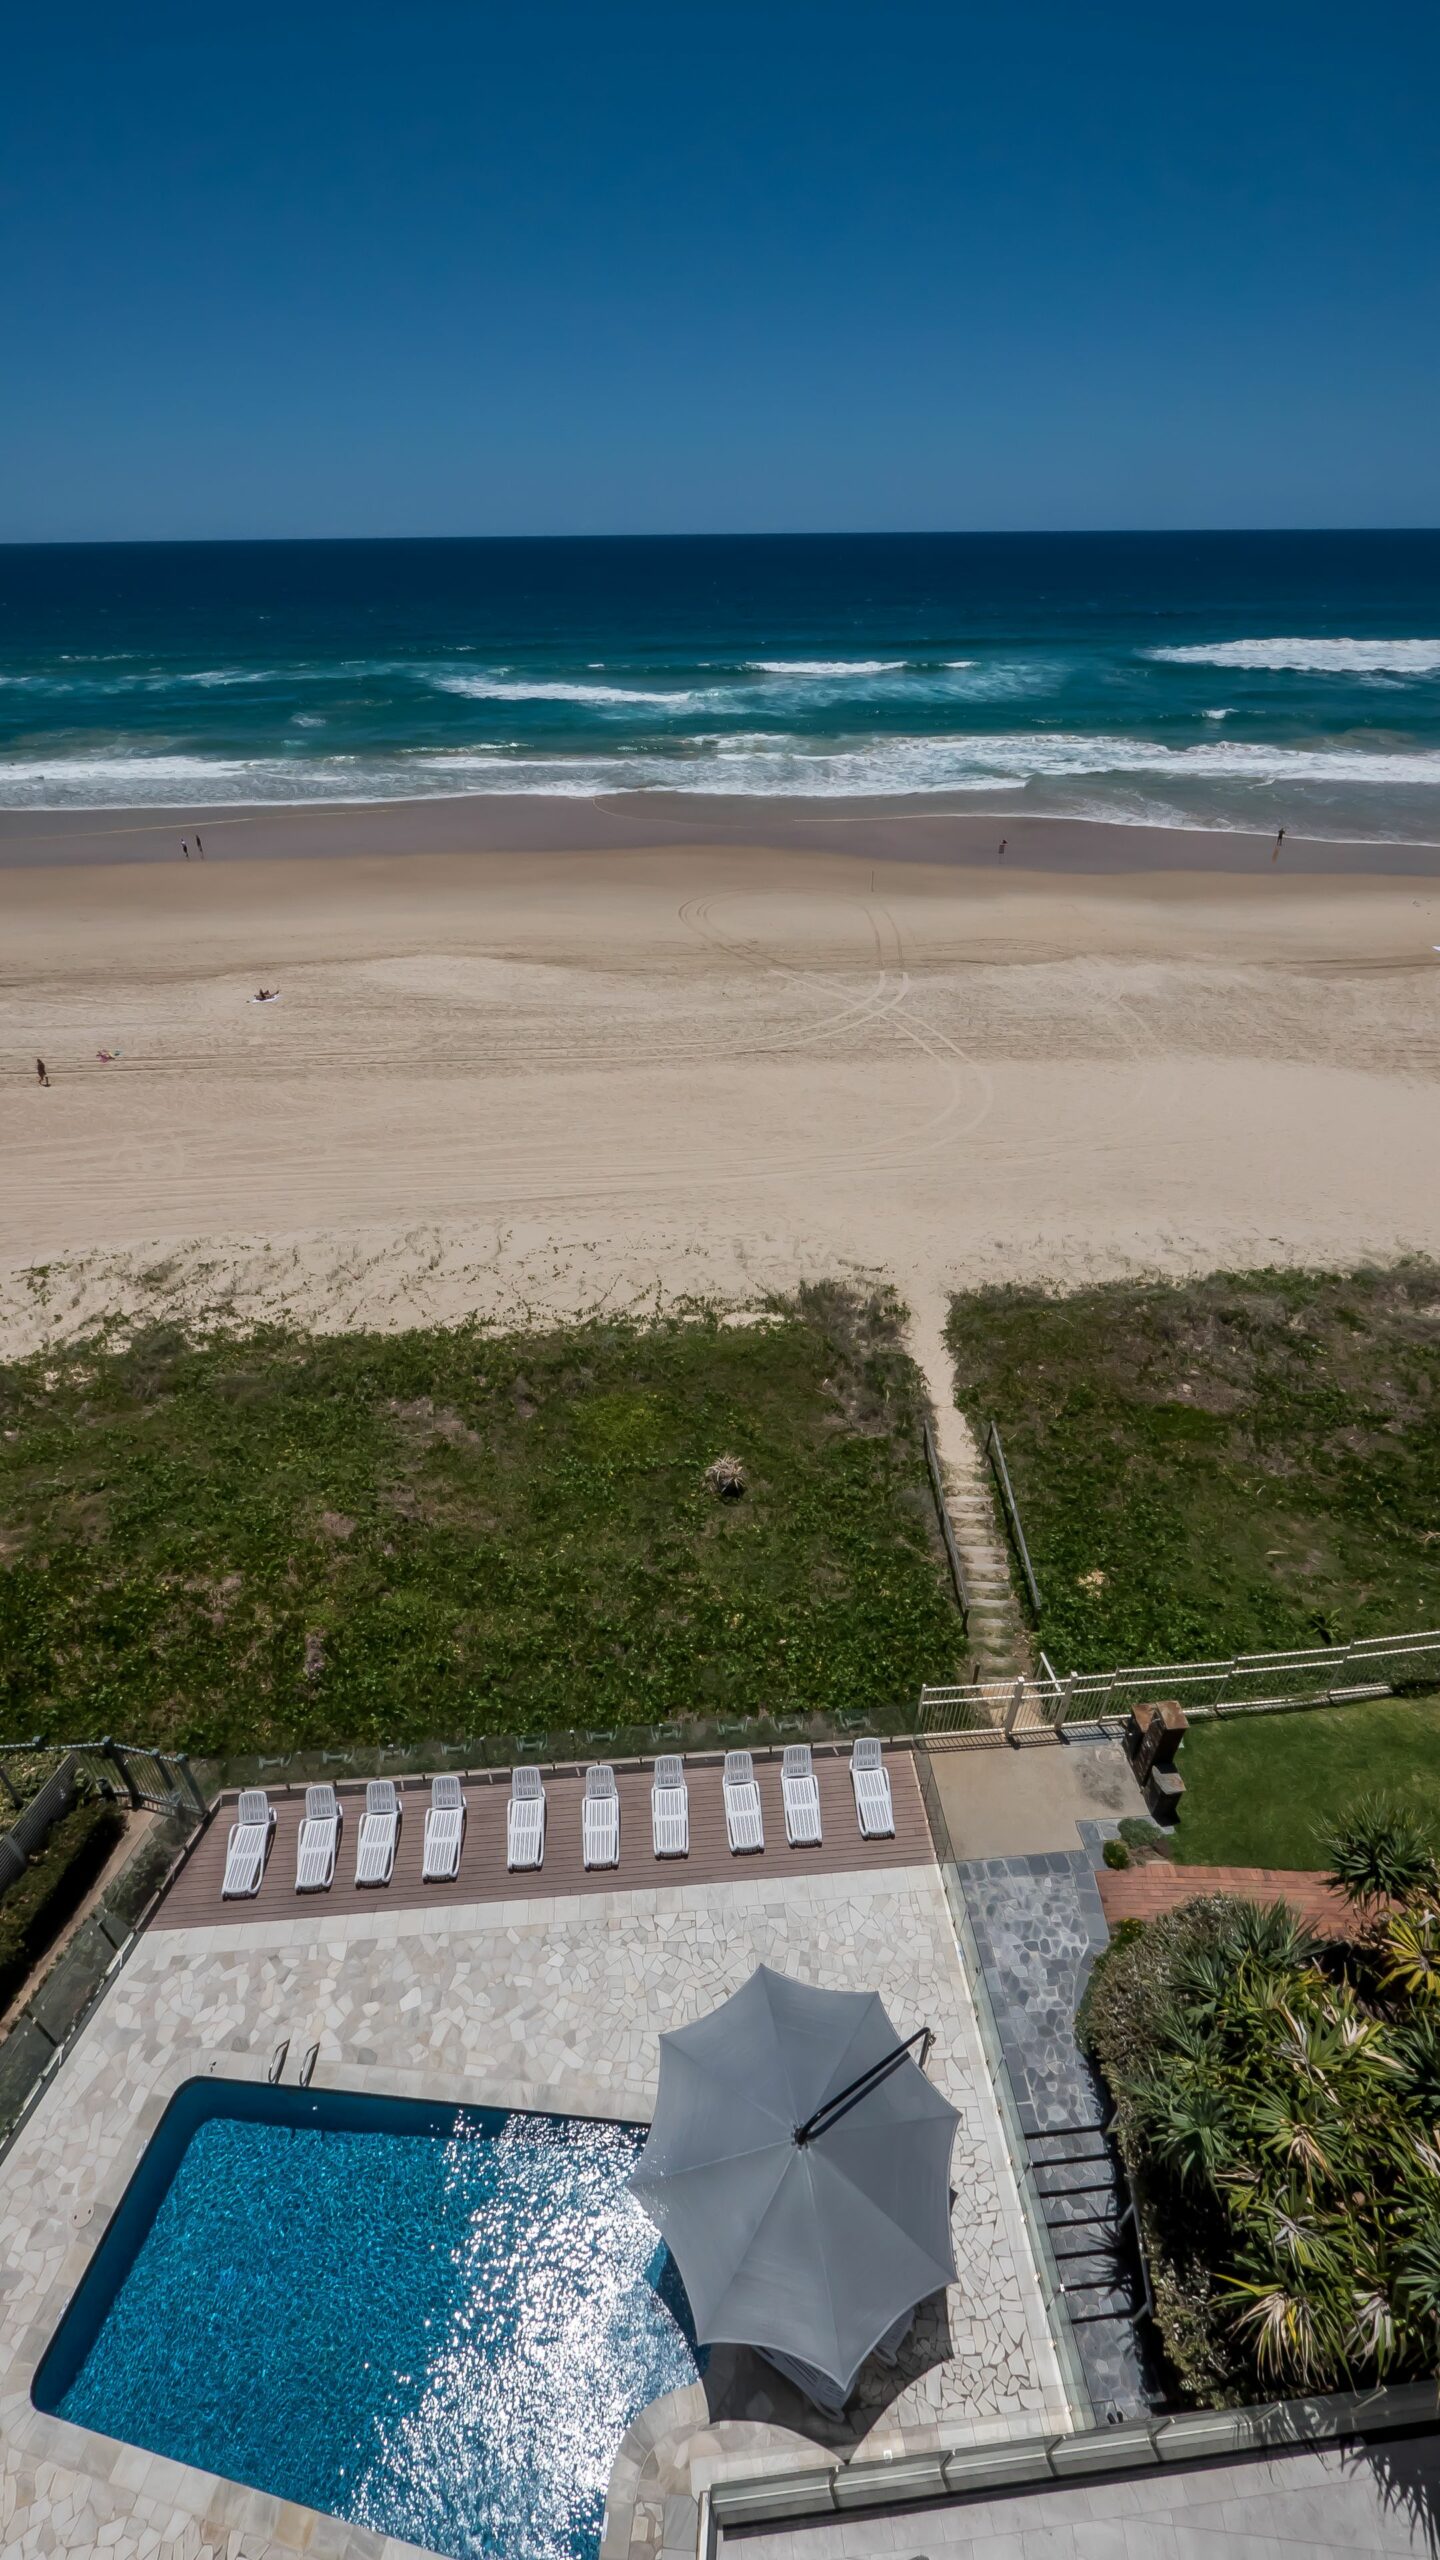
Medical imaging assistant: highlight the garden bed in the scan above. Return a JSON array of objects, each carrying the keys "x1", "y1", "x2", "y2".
[
  {"x1": 1080, "y1": 1883, "x2": 1440, "y2": 2403},
  {"x1": 0, "y1": 1798, "x2": 128, "y2": 2018}
]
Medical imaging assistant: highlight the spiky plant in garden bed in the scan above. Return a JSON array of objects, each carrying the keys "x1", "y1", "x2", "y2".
[
  {"x1": 1323, "y1": 1797, "x2": 1439, "y2": 1916},
  {"x1": 1079, "y1": 1895, "x2": 1440, "y2": 2402}
]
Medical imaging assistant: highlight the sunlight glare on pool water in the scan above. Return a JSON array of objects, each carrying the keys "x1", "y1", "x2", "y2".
[{"x1": 52, "y1": 2106, "x2": 701, "y2": 2560}]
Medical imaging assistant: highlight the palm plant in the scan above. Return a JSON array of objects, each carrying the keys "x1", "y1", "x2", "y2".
[
  {"x1": 1323, "y1": 1797, "x2": 1438, "y2": 1913},
  {"x1": 1381, "y1": 1903, "x2": 1440, "y2": 2001},
  {"x1": 1215, "y1": 1899, "x2": 1320, "y2": 1973},
  {"x1": 1226, "y1": 2263, "x2": 1351, "y2": 2386},
  {"x1": 1129, "y1": 2066, "x2": 1235, "y2": 2190},
  {"x1": 1391, "y1": 2014, "x2": 1440, "y2": 2124},
  {"x1": 1394, "y1": 2204, "x2": 1440, "y2": 2345}
]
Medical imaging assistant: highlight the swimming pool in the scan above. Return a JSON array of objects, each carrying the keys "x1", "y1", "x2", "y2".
[{"x1": 34, "y1": 2079, "x2": 702, "y2": 2560}]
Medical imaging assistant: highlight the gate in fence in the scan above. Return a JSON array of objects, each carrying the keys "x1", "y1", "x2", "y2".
[
  {"x1": 918, "y1": 1627, "x2": 1440, "y2": 1742},
  {"x1": 0, "y1": 1740, "x2": 209, "y2": 1896}
]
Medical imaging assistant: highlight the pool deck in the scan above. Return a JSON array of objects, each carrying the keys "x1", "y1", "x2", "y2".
[
  {"x1": 155, "y1": 1746, "x2": 933, "y2": 1930},
  {"x1": 0, "y1": 1824, "x2": 1067, "y2": 2560}
]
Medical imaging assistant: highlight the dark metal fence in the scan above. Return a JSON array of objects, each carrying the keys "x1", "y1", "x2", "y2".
[
  {"x1": 984, "y1": 1419, "x2": 1043, "y2": 1620},
  {"x1": 921, "y1": 1420, "x2": 970, "y2": 1628},
  {"x1": 0, "y1": 1738, "x2": 209, "y2": 1877},
  {"x1": 0, "y1": 1752, "x2": 80, "y2": 1893},
  {"x1": 0, "y1": 1804, "x2": 204, "y2": 2158}
]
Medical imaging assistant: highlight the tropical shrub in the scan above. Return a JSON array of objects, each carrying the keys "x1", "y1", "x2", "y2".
[
  {"x1": 1323, "y1": 1797, "x2": 1438, "y2": 1913},
  {"x1": 1080, "y1": 1895, "x2": 1440, "y2": 2402}
]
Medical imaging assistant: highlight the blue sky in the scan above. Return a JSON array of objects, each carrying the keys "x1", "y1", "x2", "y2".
[{"x1": 4, "y1": 0, "x2": 1436, "y2": 539}]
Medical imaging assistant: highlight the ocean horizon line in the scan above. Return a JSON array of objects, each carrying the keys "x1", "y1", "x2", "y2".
[{"x1": 4, "y1": 524, "x2": 1440, "y2": 554}]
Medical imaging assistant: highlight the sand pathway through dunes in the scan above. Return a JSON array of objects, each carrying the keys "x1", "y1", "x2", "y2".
[{"x1": 2, "y1": 842, "x2": 1439, "y2": 1355}]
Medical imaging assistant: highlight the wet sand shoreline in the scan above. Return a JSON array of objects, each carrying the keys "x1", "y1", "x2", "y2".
[{"x1": 2, "y1": 791, "x2": 1439, "y2": 875}]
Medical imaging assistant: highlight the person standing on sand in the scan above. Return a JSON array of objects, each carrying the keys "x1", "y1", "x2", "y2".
[
  {"x1": 1272, "y1": 826, "x2": 1285, "y2": 862},
  {"x1": 35, "y1": 1057, "x2": 49, "y2": 1086},
  {"x1": 998, "y1": 838, "x2": 1007, "y2": 863}
]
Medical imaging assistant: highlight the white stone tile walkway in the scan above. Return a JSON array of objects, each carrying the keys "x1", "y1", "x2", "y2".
[
  {"x1": 722, "y1": 2433, "x2": 1440, "y2": 2560},
  {"x1": 0, "y1": 1861, "x2": 1066, "y2": 2560}
]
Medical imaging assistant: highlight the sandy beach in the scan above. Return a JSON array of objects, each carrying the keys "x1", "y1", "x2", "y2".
[{"x1": 4, "y1": 805, "x2": 1440, "y2": 1364}]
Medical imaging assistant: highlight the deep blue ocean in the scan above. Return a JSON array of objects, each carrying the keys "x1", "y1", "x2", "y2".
[{"x1": 2, "y1": 531, "x2": 1438, "y2": 835}]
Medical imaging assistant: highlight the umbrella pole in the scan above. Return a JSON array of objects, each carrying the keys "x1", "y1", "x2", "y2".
[{"x1": 792, "y1": 2024, "x2": 934, "y2": 2146}]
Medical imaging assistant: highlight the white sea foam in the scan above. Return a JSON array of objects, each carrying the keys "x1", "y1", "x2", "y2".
[
  {"x1": 7, "y1": 730, "x2": 1440, "y2": 812},
  {"x1": 432, "y1": 675, "x2": 699, "y2": 707},
  {"x1": 177, "y1": 669, "x2": 267, "y2": 687},
  {"x1": 1150, "y1": 638, "x2": 1440, "y2": 675}
]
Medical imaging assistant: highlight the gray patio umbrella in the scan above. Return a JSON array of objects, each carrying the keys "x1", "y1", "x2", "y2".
[{"x1": 630, "y1": 1964, "x2": 960, "y2": 2398}]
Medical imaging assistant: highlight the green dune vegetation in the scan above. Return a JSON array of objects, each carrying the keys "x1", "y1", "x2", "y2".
[
  {"x1": 944, "y1": 1261, "x2": 1440, "y2": 1672},
  {"x1": 0, "y1": 1287, "x2": 960, "y2": 1761}
]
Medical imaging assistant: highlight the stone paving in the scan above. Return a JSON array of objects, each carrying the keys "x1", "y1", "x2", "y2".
[
  {"x1": 956, "y1": 1851, "x2": 1108, "y2": 2142},
  {"x1": 955, "y1": 1849, "x2": 1163, "y2": 2424},
  {"x1": 0, "y1": 1861, "x2": 1068, "y2": 2560}
]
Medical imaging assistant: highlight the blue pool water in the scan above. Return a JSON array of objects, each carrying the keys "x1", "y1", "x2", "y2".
[{"x1": 34, "y1": 2081, "x2": 701, "y2": 2560}]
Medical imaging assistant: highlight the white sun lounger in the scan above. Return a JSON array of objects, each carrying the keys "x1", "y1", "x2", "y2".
[
  {"x1": 222, "y1": 1789, "x2": 274, "y2": 1898},
  {"x1": 851, "y1": 1738, "x2": 894, "y2": 1838},
  {"x1": 723, "y1": 1750, "x2": 764, "y2": 1854},
  {"x1": 422, "y1": 1775, "x2": 465, "y2": 1881},
  {"x1": 781, "y1": 1743, "x2": 822, "y2": 1846},
  {"x1": 295, "y1": 1784, "x2": 340, "y2": 1892},
  {"x1": 355, "y1": 1778, "x2": 401, "y2": 1886},
  {"x1": 507, "y1": 1766, "x2": 545, "y2": 1870},
  {"x1": 651, "y1": 1754, "x2": 689, "y2": 1858},
  {"x1": 582, "y1": 1763, "x2": 620, "y2": 1869}
]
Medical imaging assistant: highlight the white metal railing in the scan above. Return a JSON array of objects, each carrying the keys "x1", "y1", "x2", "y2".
[{"x1": 919, "y1": 1628, "x2": 1440, "y2": 1740}]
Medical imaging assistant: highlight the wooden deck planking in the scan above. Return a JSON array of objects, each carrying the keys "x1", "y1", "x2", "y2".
[{"x1": 154, "y1": 1747, "x2": 935, "y2": 1929}]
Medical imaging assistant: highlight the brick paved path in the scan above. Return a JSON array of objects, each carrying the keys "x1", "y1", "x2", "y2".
[{"x1": 1099, "y1": 1860, "x2": 1357, "y2": 1931}]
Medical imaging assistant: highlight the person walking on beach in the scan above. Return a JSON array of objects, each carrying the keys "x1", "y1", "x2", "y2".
[
  {"x1": 1272, "y1": 826, "x2": 1285, "y2": 862},
  {"x1": 195, "y1": 831, "x2": 205, "y2": 859},
  {"x1": 35, "y1": 1057, "x2": 49, "y2": 1087},
  {"x1": 181, "y1": 838, "x2": 190, "y2": 860},
  {"x1": 998, "y1": 838, "x2": 1007, "y2": 863}
]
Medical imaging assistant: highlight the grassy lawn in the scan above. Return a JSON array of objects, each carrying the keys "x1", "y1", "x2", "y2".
[
  {"x1": 944, "y1": 1262, "x2": 1440, "y2": 1671},
  {"x1": 0, "y1": 1286, "x2": 961, "y2": 1757},
  {"x1": 1172, "y1": 1694, "x2": 1440, "y2": 1869}
]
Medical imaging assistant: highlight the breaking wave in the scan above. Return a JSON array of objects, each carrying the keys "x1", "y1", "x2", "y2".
[
  {"x1": 7, "y1": 729, "x2": 1440, "y2": 811},
  {"x1": 1150, "y1": 638, "x2": 1440, "y2": 676}
]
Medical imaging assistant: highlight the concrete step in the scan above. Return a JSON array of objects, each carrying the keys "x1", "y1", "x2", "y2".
[{"x1": 1035, "y1": 2159, "x2": 1116, "y2": 2197}]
